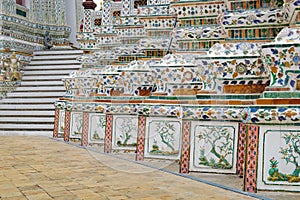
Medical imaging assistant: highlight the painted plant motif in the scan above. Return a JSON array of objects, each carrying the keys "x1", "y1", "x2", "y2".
[
  {"x1": 93, "y1": 115, "x2": 106, "y2": 140},
  {"x1": 268, "y1": 132, "x2": 300, "y2": 182},
  {"x1": 263, "y1": 46, "x2": 300, "y2": 88},
  {"x1": 151, "y1": 121, "x2": 178, "y2": 155},
  {"x1": 116, "y1": 118, "x2": 137, "y2": 147},
  {"x1": 197, "y1": 126, "x2": 233, "y2": 169},
  {"x1": 73, "y1": 114, "x2": 82, "y2": 135},
  {"x1": 59, "y1": 111, "x2": 65, "y2": 133}
]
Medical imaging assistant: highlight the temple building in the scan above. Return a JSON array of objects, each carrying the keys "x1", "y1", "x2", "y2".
[{"x1": 0, "y1": 0, "x2": 300, "y2": 195}]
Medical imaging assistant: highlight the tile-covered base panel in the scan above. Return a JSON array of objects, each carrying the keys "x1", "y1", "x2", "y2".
[
  {"x1": 257, "y1": 125, "x2": 300, "y2": 192},
  {"x1": 144, "y1": 117, "x2": 182, "y2": 160},
  {"x1": 70, "y1": 112, "x2": 83, "y2": 139},
  {"x1": 88, "y1": 113, "x2": 106, "y2": 144},
  {"x1": 189, "y1": 121, "x2": 239, "y2": 174},
  {"x1": 58, "y1": 110, "x2": 65, "y2": 137},
  {"x1": 112, "y1": 115, "x2": 138, "y2": 150}
]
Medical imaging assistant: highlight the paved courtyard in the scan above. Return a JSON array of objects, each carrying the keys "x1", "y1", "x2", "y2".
[{"x1": 0, "y1": 136, "x2": 263, "y2": 200}]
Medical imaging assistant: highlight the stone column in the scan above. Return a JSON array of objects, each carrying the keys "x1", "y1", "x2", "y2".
[
  {"x1": 136, "y1": 115, "x2": 147, "y2": 161},
  {"x1": 81, "y1": 112, "x2": 90, "y2": 147},
  {"x1": 104, "y1": 114, "x2": 113, "y2": 153},
  {"x1": 121, "y1": 0, "x2": 131, "y2": 16},
  {"x1": 244, "y1": 124, "x2": 259, "y2": 193},
  {"x1": 82, "y1": 0, "x2": 97, "y2": 32},
  {"x1": 64, "y1": 110, "x2": 71, "y2": 142},
  {"x1": 102, "y1": 0, "x2": 112, "y2": 25},
  {"x1": 237, "y1": 122, "x2": 247, "y2": 177},
  {"x1": 180, "y1": 121, "x2": 191, "y2": 174},
  {"x1": 53, "y1": 109, "x2": 60, "y2": 138}
]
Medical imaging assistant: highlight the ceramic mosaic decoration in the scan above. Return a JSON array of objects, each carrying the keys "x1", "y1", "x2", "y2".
[{"x1": 54, "y1": 0, "x2": 300, "y2": 193}]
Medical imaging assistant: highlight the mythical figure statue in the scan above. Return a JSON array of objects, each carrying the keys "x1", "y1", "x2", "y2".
[
  {"x1": 9, "y1": 52, "x2": 22, "y2": 81},
  {"x1": 44, "y1": 31, "x2": 53, "y2": 49}
]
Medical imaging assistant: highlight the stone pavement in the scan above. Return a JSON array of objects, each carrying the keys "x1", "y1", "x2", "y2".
[{"x1": 0, "y1": 136, "x2": 260, "y2": 200}]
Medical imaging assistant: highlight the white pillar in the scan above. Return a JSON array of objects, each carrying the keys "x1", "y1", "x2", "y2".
[{"x1": 65, "y1": 0, "x2": 80, "y2": 47}]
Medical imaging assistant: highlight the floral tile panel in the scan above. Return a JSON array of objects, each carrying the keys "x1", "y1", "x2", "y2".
[
  {"x1": 144, "y1": 117, "x2": 182, "y2": 160},
  {"x1": 112, "y1": 115, "x2": 138, "y2": 150},
  {"x1": 58, "y1": 110, "x2": 65, "y2": 135},
  {"x1": 257, "y1": 125, "x2": 300, "y2": 191},
  {"x1": 88, "y1": 113, "x2": 106, "y2": 144},
  {"x1": 189, "y1": 121, "x2": 238, "y2": 173},
  {"x1": 69, "y1": 112, "x2": 83, "y2": 139}
]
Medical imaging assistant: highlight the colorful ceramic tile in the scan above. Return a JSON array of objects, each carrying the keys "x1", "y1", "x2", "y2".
[
  {"x1": 104, "y1": 114, "x2": 113, "y2": 153},
  {"x1": 144, "y1": 117, "x2": 181, "y2": 160},
  {"x1": 237, "y1": 123, "x2": 247, "y2": 177},
  {"x1": 136, "y1": 115, "x2": 146, "y2": 161},
  {"x1": 244, "y1": 124, "x2": 259, "y2": 193},
  {"x1": 262, "y1": 27, "x2": 300, "y2": 89},
  {"x1": 112, "y1": 115, "x2": 138, "y2": 150},
  {"x1": 222, "y1": 9, "x2": 286, "y2": 27},
  {"x1": 180, "y1": 121, "x2": 191, "y2": 174},
  {"x1": 88, "y1": 113, "x2": 106, "y2": 144},
  {"x1": 58, "y1": 110, "x2": 65, "y2": 135},
  {"x1": 190, "y1": 121, "x2": 238, "y2": 173},
  {"x1": 64, "y1": 111, "x2": 71, "y2": 142},
  {"x1": 53, "y1": 109, "x2": 59, "y2": 138},
  {"x1": 81, "y1": 112, "x2": 89, "y2": 147},
  {"x1": 69, "y1": 112, "x2": 83, "y2": 139},
  {"x1": 257, "y1": 125, "x2": 300, "y2": 191}
]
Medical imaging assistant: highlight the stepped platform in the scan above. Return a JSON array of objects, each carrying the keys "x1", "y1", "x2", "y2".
[{"x1": 0, "y1": 49, "x2": 82, "y2": 136}]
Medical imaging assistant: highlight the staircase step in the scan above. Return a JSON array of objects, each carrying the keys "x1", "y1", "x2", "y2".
[
  {"x1": 22, "y1": 75, "x2": 66, "y2": 80},
  {"x1": 0, "y1": 104, "x2": 55, "y2": 110},
  {"x1": 0, "y1": 49, "x2": 82, "y2": 136},
  {"x1": 0, "y1": 117, "x2": 54, "y2": 123},
  {"x1": 15, "y1": 86, "x2": 66, "y2": 92},
  {"x1": 33, "y1": 50, "x2": 83, "y2": 56},
  {"x1": 29, "y1": 60, "x2": 81, "y2": 65},
  {"x1": 7, "y1": 92, "x2": 65, "y2": 98},
  {"x1": 0, "y1": 98, "x2": 58, "y2": 104},
  {"x1": 0, "y1": 124, "x2": 54, "y2": 129},
  {"x1": 24, "y1": 65, "x2": 81, "y2": 70},
  {"x1": 23, "y1": 70, "x2": 75, "y2": 76},
  {"x1": 0, "y1": 130, "x2": 53, "y2": 136},
  {"x1": 32, "y1": 55, "x2": 80, "y2": 60},
  {"x1": 20, "y1": 81, "x2": 64, "y2": 86},
  {"x1": 0, "y1": 110, "x2": 54, "y2": 116}
]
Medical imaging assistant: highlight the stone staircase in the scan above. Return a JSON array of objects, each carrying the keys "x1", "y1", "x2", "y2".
[{"x1": 0, "y1": 50, "x2": 82, "y2": 136}]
